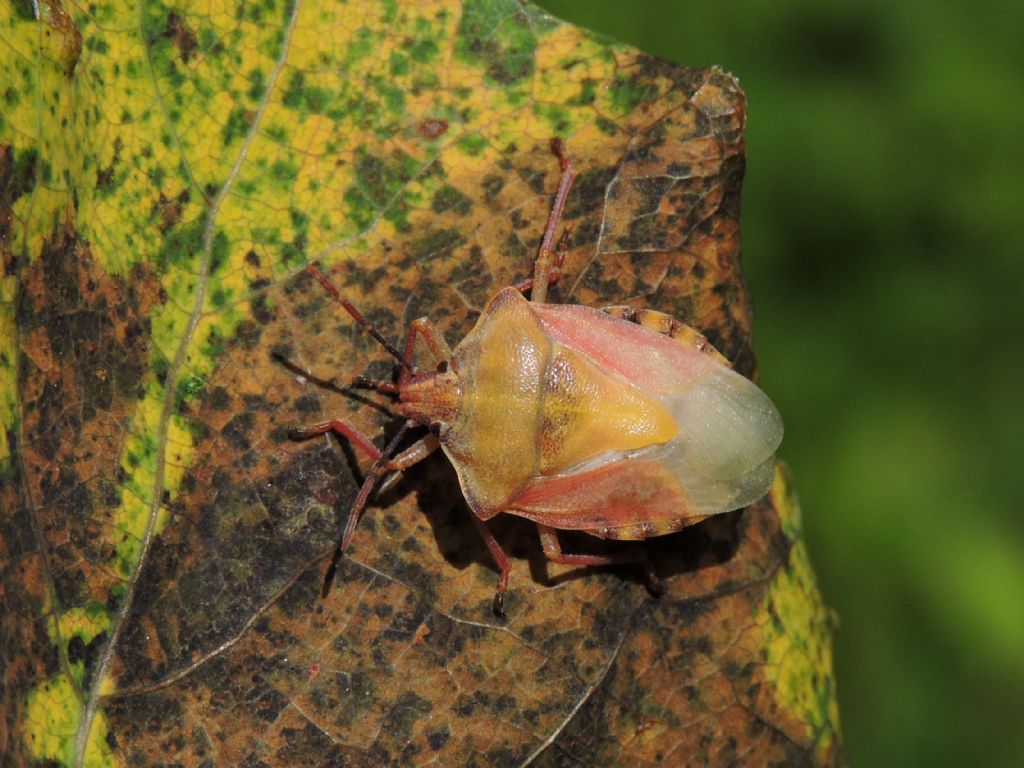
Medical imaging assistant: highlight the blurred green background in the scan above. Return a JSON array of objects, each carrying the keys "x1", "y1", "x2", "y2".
[{"x1": 537, "y1": 1, "x2": 1024, "y2": 766}]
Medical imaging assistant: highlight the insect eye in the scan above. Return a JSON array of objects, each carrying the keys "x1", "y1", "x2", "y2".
[{"x1": 436, "y1": 360, "x2": 449, "y2": 374}]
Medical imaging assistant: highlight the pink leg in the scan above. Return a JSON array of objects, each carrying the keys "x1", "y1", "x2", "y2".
[
  {"x1": 514, "y1": 228, "x2": 572, "y2": 296},
  {"x1": 376, "y1": 434, "x2": 440, "y2": 496},
  {"x1": 537, "y1": 525, "x2": 662, "y2": 596},
  {"x1": 400, "y1": 317, "x2": 455, "y2": 384},
  {"x1": 470, "y1": 516, "x2": 513, "y2": 618},
  {"x1": 318, "y1": 422, "x2": 410, "y2": 596},
  {"x1": 292, "y1": 418, "x2": 440, "y2": 597},
  {"x1": 529, "y1": 139, "x2": 576, "y2": 304},
  {"x1": 334, "y1": 428, "x2": 439, "y2": 555},
  {"x1": 386, "y1": 433, "x2": 440, "y2": 469},
  {"x1": 289, "y1": 418, "x2": 382, "y2": 460}
]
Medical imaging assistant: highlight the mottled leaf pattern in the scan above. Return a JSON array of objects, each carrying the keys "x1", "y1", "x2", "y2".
[{"x1": 1, "y1": 1, "x2": 842, "y2": 765}]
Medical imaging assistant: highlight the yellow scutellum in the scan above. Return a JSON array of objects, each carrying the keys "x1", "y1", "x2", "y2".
[{"x1": 25, "y1": 676, "x2": 118, "y2": 768}]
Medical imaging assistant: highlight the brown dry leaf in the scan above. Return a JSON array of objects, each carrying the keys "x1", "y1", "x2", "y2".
[{"x1": 0, "y1": 1, "x2": 842, "y2": 765}]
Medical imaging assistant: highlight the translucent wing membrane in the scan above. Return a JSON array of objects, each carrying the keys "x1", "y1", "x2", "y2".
[{"x1": 669, "y1": 364, "x2": 783, "y2": 482}]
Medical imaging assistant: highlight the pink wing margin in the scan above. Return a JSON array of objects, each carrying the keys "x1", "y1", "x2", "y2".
[{"x1": 506, "y1": 457, "x2": 707, "y2": 540}]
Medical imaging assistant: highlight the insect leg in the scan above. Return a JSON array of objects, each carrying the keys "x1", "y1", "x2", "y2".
[
  {"x1": 513, "y1": 227, "x2": 572, "y2": 296},
  {"x1": 336, "y1": 431, "x2": 440, "y2": 551},
  {"x1": 529, "y1": 138, "x2": 576, "y2": 305},
  {"x1": 321, "y1": 421, "x2": 418, "y2": 597},
  {"x1": 376, "y1": 433, "x2": 441, "y2": 496},
  {"x1": 469, "y1": 515, "x2": 513, "y2": 618},
  {"x1": 289, "y1": 418, "x2": 383, "y2": 460},
  {"x1": 400, "y1": 317, "x2": 455, "y2": 384},
  {"x1": 536, "y1": 525, "x2": 663, "y2": 596}
]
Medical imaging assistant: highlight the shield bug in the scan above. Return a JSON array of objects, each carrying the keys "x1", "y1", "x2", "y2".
[{"x1": 291, "y1": 139, "x2": 783, "y2": 616}]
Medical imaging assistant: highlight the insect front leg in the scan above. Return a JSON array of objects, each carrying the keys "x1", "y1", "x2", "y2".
[
  {"x1": 289, "y1": 418, "x2": 384, "y2": 460},
  {"x1": 400, "y1": 317, "x2": 454, "y2": 384},
  {"x1": 334, "y1": 430, "x2": 441, "y2": 553},
  {"x1": 529, "y1": 138, "x2": 576, "y2": 305},
  {"x1": 536, "y1": 525, "x2": 663, "y2": 597}
]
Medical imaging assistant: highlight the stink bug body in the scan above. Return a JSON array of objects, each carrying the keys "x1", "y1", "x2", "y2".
[{"x1": 291, "y1": 139, "x2": 783, "y2": 616}]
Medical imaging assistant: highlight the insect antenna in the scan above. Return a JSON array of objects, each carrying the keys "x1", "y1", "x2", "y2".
[
  {"x1": 350, "y1": 375, "x2": 400, "y2": 395},
  {"x1": 305, "y1": 263, "x2": 414, "y2": 372},
  {"x1": 321, "y1": 419, "x2": 414, "y2": 597},
  {"x1": 270, "y1": 350, "x2": 349, "y2": 394}
]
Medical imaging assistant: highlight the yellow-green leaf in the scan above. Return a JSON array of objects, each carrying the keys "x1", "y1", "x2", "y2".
[{"x1": 1, "y1": 1, "x2": 842, "y2": 764}]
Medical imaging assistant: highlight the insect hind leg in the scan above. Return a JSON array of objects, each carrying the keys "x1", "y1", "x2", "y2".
[
  {"x1": 537, "y1": 524, "x2": 663, "y2": 597},
  {"x1": 469, "y1": 516, "x2": 513, "y2": 618}
]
